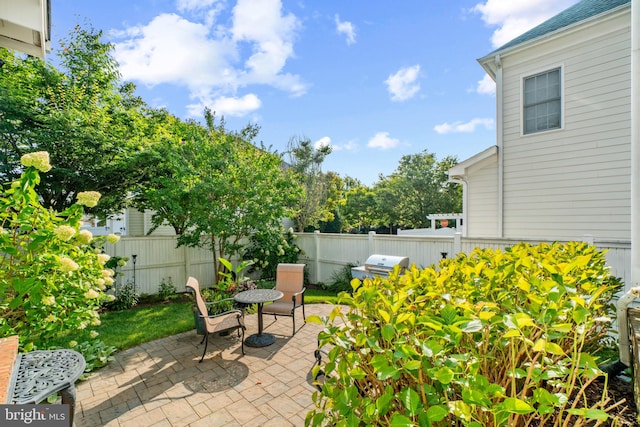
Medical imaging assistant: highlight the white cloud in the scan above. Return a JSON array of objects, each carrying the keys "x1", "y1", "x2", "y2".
[
  {"x1": 385, "y1": 65, "x2": 421, "y2": 102},
  {"x1": 335, "y1": 14, "x2": 356, "y2": 45},
  {"x1": 314, "y1": 136, "x2": 331, "y2": 150},
  {"x1": 314, "y1": 136, "x2": 358, "y2": 152},
  {"x1": 115, "y1": 14, "x2": 236, "y2": 89},
  {"x1": 434, "y1": 118, "x2": 494, "y2": 134},
  {"x1": 477, "y1": 74, "x2": 495, "y2": 95},
  {"x1": 112, "y1": 0, "x2": 305, "y2": 118},
  {"x1": 187, "y1": 93, "x2": 262, "y2": 117},
  {"x1": 367, "y1": 132, "x2": 400, "y2": 150},
  {"x1": 176, "y1": 0, "x2": 220, "y2": 13},
  {"x1": 471, "y1": 0, "x2": 578, "y2": 48},
  {"x1": 341, "y1": 140, "x2": 358, "y2": 151},
  {"x1": 232, "y1": 0, "x2": 304, "y2": 92}
]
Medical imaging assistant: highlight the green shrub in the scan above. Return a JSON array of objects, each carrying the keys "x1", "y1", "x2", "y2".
[
  {"x1": 105, "y1": 282, "x2": 139, "y2": 311},
  {"x1": 243, "y1": 228, "x2": 302, "y2": 280},
  {"x1": 307, "y1": 242, "x2": 622, "y2": 426},
  {"x1": 158, "y1": 277, "x2": 177, "y2": 300},
  {"x1": 324, "y1": 262, "x2": 357, "y2": 293}
]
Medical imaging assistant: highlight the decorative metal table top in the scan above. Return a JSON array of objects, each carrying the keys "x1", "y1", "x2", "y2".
[
  {"x1": 233, "y1": 289, "x2": 283, "y2": 305},
  {"x1": 9, "y1": 349, "x2": 86, "y2": 404}
]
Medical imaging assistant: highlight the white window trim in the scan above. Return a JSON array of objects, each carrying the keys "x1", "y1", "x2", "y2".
[{"x1": 520, "y1": 64, "x2": 565, "y2": 137}]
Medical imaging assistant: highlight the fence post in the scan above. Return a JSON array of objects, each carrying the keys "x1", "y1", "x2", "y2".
[
  {"x1": 183, "y1": 246, "x2": 190, "y2": 289},
  {"x1": 368, "y1": 231, "x2": 376, "y2": 255},
  {"x1": 454, "y1": 232, "x2": 462, "y2": 255},
  {"x1": 314, "y1": 230, "x2": 321, "y2": 284}
]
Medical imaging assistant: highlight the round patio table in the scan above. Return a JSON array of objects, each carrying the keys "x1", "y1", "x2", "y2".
[{"x1": 234, "y1": 289, "x2": 284, "y2": 347}]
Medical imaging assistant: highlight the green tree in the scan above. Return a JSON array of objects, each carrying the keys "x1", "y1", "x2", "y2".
[
  {"x1": 136, "y1": 110, "x2": 300, "y2": 283},
  {"x1": 286, "y1": 136, "x2": 333, "y2": 231},
  {"x1": 374, "y1": 151, "x2": 461, "y2": 230},
  {"x1": 131, "y1": 110, "x2": 198, "y2": 236},
  {"x1": 0, "y1": 26, "x2": 153, "y2": 216},
  {"x1": 341, "y1": 184, "x2": 379, "y2": 233},
  {"x1": 318, "y1": 172, "x2": 344, "y2": 233}
]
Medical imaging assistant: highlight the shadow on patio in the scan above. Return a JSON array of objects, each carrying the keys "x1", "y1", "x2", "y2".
[{"x1": 75, "y1": 304, "x2": 337, "y2": 427}]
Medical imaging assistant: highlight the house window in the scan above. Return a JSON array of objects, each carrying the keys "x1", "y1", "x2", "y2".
[{"x1": 523, "y1": 68, "x2": 561, "y2": 134}]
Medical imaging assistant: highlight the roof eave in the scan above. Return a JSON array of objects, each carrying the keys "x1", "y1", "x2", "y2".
[
  {"x1": 448, "y1": 145, "x2": 498, "y2": 179},
  {"x1": 476, "y1": 2, "x2": 630, "y2": 68}
]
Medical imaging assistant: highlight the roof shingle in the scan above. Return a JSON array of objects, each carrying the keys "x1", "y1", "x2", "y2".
[{"x1": 488, "y1": 0, "x2": 630, "y2": 55}]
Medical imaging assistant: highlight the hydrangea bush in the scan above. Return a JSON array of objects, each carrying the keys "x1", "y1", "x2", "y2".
[
  {"x1": 243, "y1": 227, "x2": 302, "y2": 280},
  {"x1": 308, "y1": 242, "x2": 622, "y2": 426},
  {"x1": 0, "y1": 151, "x2": 118, "y2": 355}
]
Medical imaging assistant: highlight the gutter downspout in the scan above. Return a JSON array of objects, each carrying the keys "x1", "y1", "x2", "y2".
[
  {"x1": 603, "y1": 0, "x2": 640, "y2": 377},
  {"x1": 616, "y1": 0, "x2": 640, "y2": 373},
  {"x1": 631, "y1": 0, "x2": 640, "y2": 293},
  {"x1": 494, "y1": 54, "x2": 504, "y2": 238}
]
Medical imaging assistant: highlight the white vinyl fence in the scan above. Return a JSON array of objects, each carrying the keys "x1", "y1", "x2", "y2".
[{"x1": 105, "y1": 232, "x2": 632, "y2": 296}]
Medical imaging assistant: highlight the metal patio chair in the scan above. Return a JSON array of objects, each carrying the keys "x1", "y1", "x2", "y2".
[
  {"x1": 186, "y1": 277, "x2": 245, "y2": 362},
  {"x1": 262, "y1": 263, "x2": 306, "y2": 335}
]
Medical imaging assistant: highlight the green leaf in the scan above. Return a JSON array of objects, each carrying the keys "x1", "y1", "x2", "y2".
[
  {"x1": 533, "y1": 338, "x2": 546, "y2": 352},
  {"x1": 378, "y1": 309, "x2": 391, "y2": 323},
  {"x1": 400, "y1": 387, "x2": 421, "y2": 416},
  {"x1": 577, "y1": 352, "x2": 599, "y2": 369},
  {"x1": 461, "y1": 319, "x2": 483, "y2": 333},
  {"x1": 544, "y1": 342, "x2": 565, "y2": 356},
  {"x1": 447, "y1": 400, "x2": 472, "y2": 420},
  {"x1": 377, "y1": 365, "x2": 400, "y2": 380},
  {"x1": 440, "y1": 305, "x2": 457, "y2": 325},
  {"x1": 462, "y1": 388, "x2": 491, "y2": 407},
  {"x1": 349, "y1": 367, "x2": 367, "y2": 379},
  {"x1": 426, "y1": 405, "x2": 449, "y2": 422},
  {"x1": 432, "y1": 367, "x2": 454, "y2": 384},
  {"x1": 566, "y1": 408, "x2": 609, "y2": 421},
  {"x1": 403, "y1": 360, "x2": 422, "y2": 371},
  {"x1": 381, "y1": 323, "x2": 395, "y2": 341},
  {"x1": 501, "y1": 397, "x2": 534, "y2": 414},
  {"x1": 305, "y1": 315, "x2": 323, "y2": 324},
  {"x1": 376, "y1": 393, "x2": 394, "y2": 415},
  {"x1": 390, "y1": 413, "x2": 415, "y2": 427},
  {"x1": 503, "y1": 329, "x2": 520, "y2": 338},
  {"x1": 551, "y1": 323, "x2": 573, "y2": 333}
]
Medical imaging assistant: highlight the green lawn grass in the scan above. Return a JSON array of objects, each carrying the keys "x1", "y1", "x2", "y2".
[
  {"x1": 96, "y1": 301, "x2": 194, "y2": 350},
  {"x1": 97, "y1": 287, "x2": 342, "y2": 352}
]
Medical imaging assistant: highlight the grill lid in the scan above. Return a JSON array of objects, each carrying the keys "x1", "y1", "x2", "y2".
[{"x1": 364, "y1": 254, "x2": 409, "y2": 272}]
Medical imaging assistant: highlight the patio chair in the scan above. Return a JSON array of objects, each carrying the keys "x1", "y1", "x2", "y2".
[
  {"x1": 262, "y1": 263, "x2": 306, "y2": 335},
  {"x1": 186, "y1": 277, "x2": 245, "y2": 362}
]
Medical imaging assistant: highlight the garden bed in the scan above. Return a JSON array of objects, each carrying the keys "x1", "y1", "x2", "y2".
[{"x1": 584, "y1": 376, "x2": 636, "y2": 426}]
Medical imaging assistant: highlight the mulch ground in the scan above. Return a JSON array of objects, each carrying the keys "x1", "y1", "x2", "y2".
[{"x1": 592, "y1": 375, "x2": 637, "y2": 426}]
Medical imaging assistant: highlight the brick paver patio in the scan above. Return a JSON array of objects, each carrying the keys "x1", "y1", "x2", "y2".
[{"x1": 75, "y1": 304, "x2": 339, "y2": 426}]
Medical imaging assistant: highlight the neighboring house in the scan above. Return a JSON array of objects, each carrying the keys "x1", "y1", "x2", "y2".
[
  {"x1": 449, "y1": 0, "x2": 632, "y2": 241},
  {"x1": 80, "y1": 209, "x2": 177, "y2": 237},
  {"x1": 0, "y1": 0, "x2": 51, "y2": 59}
]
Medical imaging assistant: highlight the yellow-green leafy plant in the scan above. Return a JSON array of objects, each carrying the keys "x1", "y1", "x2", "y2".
[
  {"x1": 0, "y1": 152, "x2": 118, "y2": 356},
  {"x1": 307, "y1": 242, "x2": 622, "y2": 426}
]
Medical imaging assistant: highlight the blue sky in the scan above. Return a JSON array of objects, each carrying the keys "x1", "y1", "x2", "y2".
[{"x1": 51, "y1": 0, "x2": 580, "y2": 186}]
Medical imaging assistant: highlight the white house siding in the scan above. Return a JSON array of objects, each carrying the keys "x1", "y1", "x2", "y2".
[
  {"x1": 499, "y1": 9, "x2": 631, "y2": 241},
  {"x1": 465, "y1": 154, "x2": 499, "y2": 237},
  {"x1": 142, "y1": 210, "x2": 176, "y2": 236},
  {"x1": 127, "y1": 209, "x2": 145, "y2": 236},
  {"x1": 125, "y1": 208, "x2": 177, "y2": 236}
]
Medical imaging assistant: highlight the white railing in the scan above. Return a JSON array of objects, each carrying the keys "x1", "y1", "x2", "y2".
[{"x1": 106, "y1": 232, "x2": 632, "y2": 295}]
